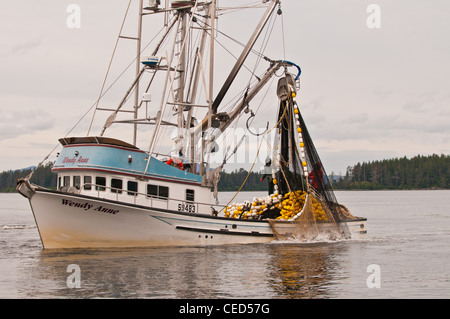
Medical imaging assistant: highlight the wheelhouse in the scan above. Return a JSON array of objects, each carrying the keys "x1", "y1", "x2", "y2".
[{"x1": 52, "y1": 136, "x2": 211, "y2": 214}]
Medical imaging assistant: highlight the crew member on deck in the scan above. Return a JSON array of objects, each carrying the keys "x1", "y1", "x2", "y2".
[{"x1": 260, "y1": 157, "x2": 274, "y2": 195}]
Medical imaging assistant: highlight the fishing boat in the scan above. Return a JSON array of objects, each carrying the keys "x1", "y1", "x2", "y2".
[{"x1": 17, "y1": 0, "x2": 366, "y2": 249}]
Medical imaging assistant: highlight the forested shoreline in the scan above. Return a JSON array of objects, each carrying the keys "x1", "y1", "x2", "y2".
[
  {"x1": 332, "y1": 154, "x2": 449, "y2": 190},
  {"x1": 0, "y1": 162, "x2": 56, "y2": 193},
  {"x1": 1, "y1": 154, "x2": 448, "y2": 192}
]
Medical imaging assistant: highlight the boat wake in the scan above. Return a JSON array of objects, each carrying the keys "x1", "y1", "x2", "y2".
[{"x1": 270, "y1": 232, "x2": 367, "y2": 245}]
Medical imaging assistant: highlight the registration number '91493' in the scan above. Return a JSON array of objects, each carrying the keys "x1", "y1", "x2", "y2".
[{"x1": 178, "y1": 203, "x2": 196, "y2": 213}]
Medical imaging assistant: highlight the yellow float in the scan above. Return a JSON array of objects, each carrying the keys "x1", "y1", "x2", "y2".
[{"x1": 224, "y1": 189, "x2": 328, "y2": 222}]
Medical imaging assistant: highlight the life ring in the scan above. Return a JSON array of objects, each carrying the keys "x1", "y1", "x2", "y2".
[{"x1": 166, "y1": 157, "x2": 184, "y2": 170}]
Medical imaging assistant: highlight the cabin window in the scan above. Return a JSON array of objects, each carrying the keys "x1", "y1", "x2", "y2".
[
  {"x1": 127, "y1": 181, "x2": 138, "y2": 196},
  {"x1": 147, "y1": 184, "x2": 169, "y2": 200},
  {"x1": 186, "y1": 189, "x2": 195, "y2": 202},
  {"x1": 95, "y1": 176, "x2": 106, "y2": 191},
  {"x1": 84, "y1": 176, "x2": 92, "y2": 190},
  {"x1": 147, "y1": 184, "x2": 158, "y2": 197},
  {"x1": 111, "y1": 179, "x2": 123, "y2": 194},
  {"x1": 159, "y1": 186, "x2": 169, "y2": 199},
  {"x1": 63, "y1": 176, "x2": 70, "y2": 189},
  {"x1": 73, "y1": 176, "x2": 81, "y2": 190},
  {"x1": 58, "y1": 177, "x2": 61, "y2": 190}
]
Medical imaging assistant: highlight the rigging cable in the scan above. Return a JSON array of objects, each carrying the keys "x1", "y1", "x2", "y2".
[
  {"x1": 220, "y1": 105, "x2": 288, "y2": 213},
  {"x1": 87, "y1": 0, "x2": 132, "y2": 136},
  {"x1": 247, "y1": 5, "x2": 278, "y2": 85},
  {"x1": 25, "y1": 16, "x2": 175, "y2": 182},
  {"x1": 193, "y1": 19, "x2": 260, "y2": 80}
]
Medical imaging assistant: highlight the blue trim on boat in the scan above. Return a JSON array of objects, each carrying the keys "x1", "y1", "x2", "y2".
[{"x1": 52, "y1": 140, "x2": 203, "y2": 184}]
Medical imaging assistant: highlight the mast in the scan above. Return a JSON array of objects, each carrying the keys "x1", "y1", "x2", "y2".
[
  {"x1": 202, "y1": 0, "x2": 216, "y2": 181},
  {"x1": 133, "y1": 0, "x2": 144, "y2": 146},
  {"x1": 175, "y1": 9, "x2": 188, "y2": 158},
  {"x1": 187, "y1": 11, "x2": 210, "y2": 173},
  {"x1": 144, "y1": 1, "x2": 202, "y2": 173},
  {"x1": 185, "y1": 3, "x2": 210, "y2": 174},
  {"x1": 209, "y1": 0, "x2": 215, "y2": 109}
]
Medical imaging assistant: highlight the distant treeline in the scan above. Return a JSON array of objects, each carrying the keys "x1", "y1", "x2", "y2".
[
  {"x1": 0, "y1": 162, "x2": 268, "y2": 193},
  {"x1": 0, "y1": 162, "x2": 56, "y2": 192},
  {"x1": 332, "y1": 154, "x2": 449, "y2": 190},
  {"x1": 0, "y1": 163, "x2": 269, "y2": 193},
  {"x1": 217, "y1": 168, "x2": 268, "y2": 192},
  {"x1": 1, "y1": 154, "x2": 448, "y2": 192}
]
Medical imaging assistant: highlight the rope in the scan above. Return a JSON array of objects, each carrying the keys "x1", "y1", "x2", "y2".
[
  {"x1": 24, "y1": 13, "x2": 174, "y2": 181},
  {"x1": 220, "y1": 103, "x2": 287, "y2": 213},
  {"x1": 87, "y1": 0, "x2": 132, "y2": 136}
]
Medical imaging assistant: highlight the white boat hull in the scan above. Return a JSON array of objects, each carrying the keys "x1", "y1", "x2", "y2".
[
  {"x1": 28, "y1": 189, "x2": 274, "y2": 249},
  {"x1": 21, "y1": 184, "x2": 367, "y2": 249}
]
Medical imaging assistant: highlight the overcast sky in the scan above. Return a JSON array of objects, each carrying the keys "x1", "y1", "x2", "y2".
[{"x1": 1, "y1": 0, "x2": 449, "y2": 175}]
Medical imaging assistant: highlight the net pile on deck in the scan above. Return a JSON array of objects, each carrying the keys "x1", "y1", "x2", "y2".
[
  {"x1": 223, "y1": 73, "x2": 355, "y2": 240},
  {"x1": 223, "y1": 190, "x2": 329, "y2": 221}
]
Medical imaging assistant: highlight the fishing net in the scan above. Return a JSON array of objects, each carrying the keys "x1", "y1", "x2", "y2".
[
  {"x1": 274, "y1": 99, "x2": 308, "y2": 196},
  {"x1": 297, "y1": 109, "x2": 355, "y2": 224},
  {"x1": 222, "y1": 73, "x2": 357, "y2": 240},
  {"x1": 269, "y1": 74, "x2": 353, "y2": 240}
]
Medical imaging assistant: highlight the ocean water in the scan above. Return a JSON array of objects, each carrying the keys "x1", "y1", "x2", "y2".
[{"x1": 0, "y1": 190, "x2": 449, "y2": 299}]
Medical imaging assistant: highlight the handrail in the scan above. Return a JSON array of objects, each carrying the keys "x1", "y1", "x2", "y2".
[
  {"x1": 74, "y1": 183, "x2": 226, "y2": 214},
  {"x1": 69, "y1": 163, "x2": 201, "y2": 184}
]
